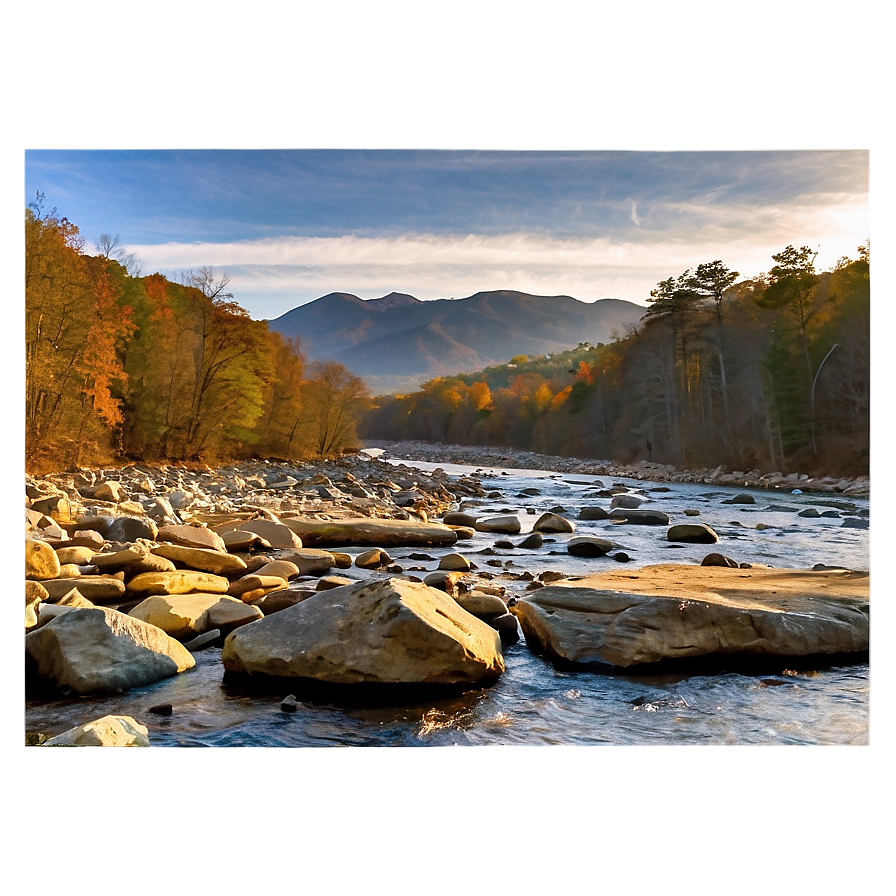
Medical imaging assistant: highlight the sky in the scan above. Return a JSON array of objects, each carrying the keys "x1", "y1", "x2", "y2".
[{"x1": 24, "y1": 148, "x2": 869, "y2": 321}]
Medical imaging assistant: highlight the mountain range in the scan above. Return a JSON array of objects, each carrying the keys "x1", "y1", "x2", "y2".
[{"x1": 267, "y1": 289, "x2": 646, "y2": 394}]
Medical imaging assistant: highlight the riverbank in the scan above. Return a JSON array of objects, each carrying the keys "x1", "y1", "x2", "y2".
[{"x1": 363, "y1": 440, "x2": 870, "y2": 498}]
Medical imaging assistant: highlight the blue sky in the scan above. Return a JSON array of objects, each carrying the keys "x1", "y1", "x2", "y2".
[{"x1": 24, "y1": 149, "x2": 869, "y2": 321}]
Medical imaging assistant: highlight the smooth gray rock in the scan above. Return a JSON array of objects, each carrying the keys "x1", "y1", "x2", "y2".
[{"x1": 26, "y1": 607, "x2": 195, "y2": 694}]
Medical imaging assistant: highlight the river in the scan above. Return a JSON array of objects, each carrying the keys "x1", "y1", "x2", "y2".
[{"x1": 25, "y1": 459, "x2": 870, "y2": 746}]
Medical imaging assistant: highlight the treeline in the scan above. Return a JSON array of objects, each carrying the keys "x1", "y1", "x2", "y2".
[
  {"x1": 362, "y1": 245, "x2": 870, "y2": 477},
  {"x1": 25, "y1": 197, "x2": 368, "y2": 473}
]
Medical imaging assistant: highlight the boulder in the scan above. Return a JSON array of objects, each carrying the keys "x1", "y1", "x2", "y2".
[
  {"x1": 518, "y1": 533, "x2": 543, "y2": 549},
  {"x1": 26, "y1": 539, "x2": 61, "y2": 580},
  {"x1": 92, "y1": 546, "x2": 176, "y2": 575},
  {"x1": 251, "y1": 559, "x2": 300, "y2": 580},
  {"x1": 442, "y1": 512, "x2": 479, "y2": 528},
  {"x1": 281, "y1": 517, "x2": 458, "y2": 548},
  {"x1": 151, "y1": 543, "x2": 248, "y2": 576},
  {"x1": 157, "y1": 524, "x2": 227, "y2": 552},
  {"x1": 610, "y1": 495, "x2": 643, "y2": 509},
  {"x1": 26, "y1": 606, "x2": 195, "y2": 694},
  {"x1": 104, "y1": 516, "x2": 159, "y2": 543},
  {"x1": 609, "y1": 508, "x2": 670, "y2": 525},
  {"x1": 276, "y1": 549, "x2": 337, "y2": 576},
  {"x1": 227, "y1": 575, "x2": 289, "y2": 598},
  {"x1": 221, "y1": 529, "x2": 271, "y2": 552},
  {"x1": 566, "y1": 535, "x2": 613, "y2": 557},
  {"x1": 43, "y1": 715, "x2": 150, "y2": 747},
  {"x1": 54, "y1": 545, "x2": 97, "y2": 566},
  {"x1": 128, "y1": 592, "x2": 263, "y2": 638},
  {"x1": 701, "y1": 553, "x2": 740, "y2": 568},
  {"x1": 250, "y1": 589, "x2": 314, "y2": 615},
  {"x1": 41, "y1": 576, "x2": 126, "y2": 604},
  {"x1": 723, "y1": 493, "x2": 756, "y2": 505},
  {"x1": 355, "y1": 548, "x2": 392, "y2": 570},
  {"x1": 577, "y1": 506, "x2": 611, "y2": 521},
  {"x1": 454, "y1": 592, "x2": 508, "y2": 618},
  {"x1": 221, "y1": 577, "x2": 504, "y2": 687},
  {"x1": 219, "y1": 520, "x2": 304, "y2": 550},
  {"x1": 532, "y1": 512, "x2": 575, "y2": 534},
  {"x1": 511, "y1": 563, "x2": 869, "y2": 670},
  {"x1": 474, "y1": 515, "x2": 521, "y2": 534},
  {"x1": 438, "y1": 552, "x2": 472, "y2": 572},
  {"x1": 667, "y1": 523, "x2": 719, "y2": 544},
  {"x1": 26, "y1": 580, "x2": 48, "y2": 630},
  {"x1": 94, "y1": 481, "x2": 125, "y2": 503},
  {"x1": 126, "y1": 570, "x2": 230, "y2": 596}
]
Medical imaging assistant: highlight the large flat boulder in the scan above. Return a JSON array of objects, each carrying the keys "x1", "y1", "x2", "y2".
[
  {"x1": 511, "y1": 563, "x2": 869, "y2": 670},
  {"x1": 221, "y1": 576, "x2": 504, "y2": 687},
  {"x1": 26, "y1": 606, "x2": 195, "y2": 695},
  {"x1": 280, "y1": 517, "x2": 458, "y2": 548}
]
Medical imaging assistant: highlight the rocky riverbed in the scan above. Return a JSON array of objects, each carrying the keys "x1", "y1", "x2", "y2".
[
  {"x1": 364, "y1": 440, "x2": 871, "y2": 497},
  {"x1": 25, "y1": 447, "x2": 870, "y2": 746}
]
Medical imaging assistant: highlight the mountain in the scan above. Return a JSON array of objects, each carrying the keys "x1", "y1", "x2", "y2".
[{"x1": 267, "y1": 289, "x2": 646, "y2": 394}]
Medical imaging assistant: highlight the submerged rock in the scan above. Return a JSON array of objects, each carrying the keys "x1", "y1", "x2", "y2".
[
  {"x1": 511, "y1": 563, "x2": 868, "y2": 670},
  {"x1": 221, "y1": 576, "x2": 504, "y2": 687}
]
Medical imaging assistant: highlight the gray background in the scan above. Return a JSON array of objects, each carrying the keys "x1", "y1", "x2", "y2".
[{"x1": 0, "y1": 0, "x2": 896, "y2": 896}]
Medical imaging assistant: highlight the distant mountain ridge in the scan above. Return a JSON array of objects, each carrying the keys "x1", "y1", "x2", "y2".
[{"x1": 267, "y1": 289, "x2": 645, "y2": 394}]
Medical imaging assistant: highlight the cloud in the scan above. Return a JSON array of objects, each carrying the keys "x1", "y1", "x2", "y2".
[{"x1": 128, "y1": 186, "x2": 867, "y2": 320}]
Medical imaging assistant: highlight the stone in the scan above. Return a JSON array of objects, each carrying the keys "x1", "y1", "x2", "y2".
[
  {"x1": 250, "y1": 588, "x2": 314, "y2": 615},
  {"x1": 26, "y1": 539, "x2": 61, "y2": 580},
  {"x1": 282, "y1": 517, "x2": 458, "y2": 548},
  {"x1": 316, "y1": 575, "x2": 355, "y2": 591},
  {"x1": 92, "y1": 546, "x2": 175, "y2": 575},
  {"x1": 518, "y1": 533, "x2": 544, "y2": 549},
  {"x1": 94, "y1": 481, "x2": 125, "y2": 502},
  {"x1": 438, "y1": 552, "x2": 471, "y2": 572},
  {"x1": 355, "y1": 549, "x2": 392, "y2": 570},
  {"x1": 126, "y1": 570, "x2": 231, "y2": 596},
  {"x1": 218, "y1": 520, "x2": 304, "y2": 550},
  {"x1": 26, "y1": 580, "x2": 48, "y2": 630},
  {"x1": 221, "y1": 529, "x2": 271, "y2": 551},
  {"x1": 454, "y1": 592, "x2": 507, "y2": 618},
  {"x1": 182, "y1": 629, "x2": 221, "y2": 651},
  {"x1": 275, "y1": 549, "x2": 337, "y2": 576},
  {"x1": 251, "y1": 559, "x2": 300, "y2": 580},
  {"x1": 221, "y1": 577, "x2": 504, "y2": 687},
  {"x1": 841, "y1": 518, "x2": 869, "y2": 529},
  {"x1": 489, "y1": 613, "x2": 521, "y2": 645},
  {"x1": 667, "y1": 523, "x2": 719, "y2": 544},
  {"x1": 566, "y1": 535, "x2": 613, "y2": 557},
  {"x1": 41, "y1": 576, "x2": 126, "y2": 604},
  {"x1": 104, "y1": 516, "x2": 159, "y2": 543},
  {"x1": 128, "y1": 592, "x2": 263, "y2": 638},
  {"x1": 701, "y1": 553, "x2": 740, "y2": 568},
  {"x1": 54, "y1": 545, "x2": 97, "y2": 566},
  {"x1": 511, "y1": 563, "x2": 869, "y2": 670},
  {"x1": 43, "y1": 715, "x2": 150, "y2": 747},
  {"x1": 442, "y1": 512, "x2": 479, "y2": 527},
  {"x1": 474, "y1": 515, "x2": 521, "y2": 534},
  {"x1": 157, "y1": 524, "x2": 227, "y2": 552},
  {"x1": 532, "y1": 512, "x2": 575, "y2": 533},
  {"x1": 577, "y1": 506, "x2": 611, "y2": 521},
  {"x1": 723, "y1": 493, "x2": 756, "y2": 505},
  {"x1": 609, "y1": 508, "x2": 670, "y2": 525},
  {"x1": 151, "y1": 543, "x2": 249, "y2": 576},
  {"x1": 227, "y1": 575, "x2": 289, "y2": 598},
  {"x1": 610, "y1": 495, "x2": 643, "y2": 509},
  {"x1": 26, "y1": 607, "x2": 195, "y2": 695},
  {"x1": 69, "y1": 529, "x2": 105, "y2": 550}
]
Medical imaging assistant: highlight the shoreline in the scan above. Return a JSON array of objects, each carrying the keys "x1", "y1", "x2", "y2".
[{"x1": 363, "y1": 440, "x2": 870, "y2": 498}]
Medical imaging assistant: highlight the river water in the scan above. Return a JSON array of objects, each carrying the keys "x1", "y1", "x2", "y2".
[{"x1": 25, "y1": 459, "x2": 871, "y2": 746}]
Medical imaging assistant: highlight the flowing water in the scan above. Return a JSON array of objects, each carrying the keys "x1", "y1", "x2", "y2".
[{"x1": 25, "y1": 460, "x2": 871, "y2": 746}]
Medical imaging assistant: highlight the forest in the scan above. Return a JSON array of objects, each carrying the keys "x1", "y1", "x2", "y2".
[
  {"x1": 361, "y1": 246, "x2": 871, "y2": 478},
  {"x1": 25, "y1": 197, "x2": 368, "y2": 473}
]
